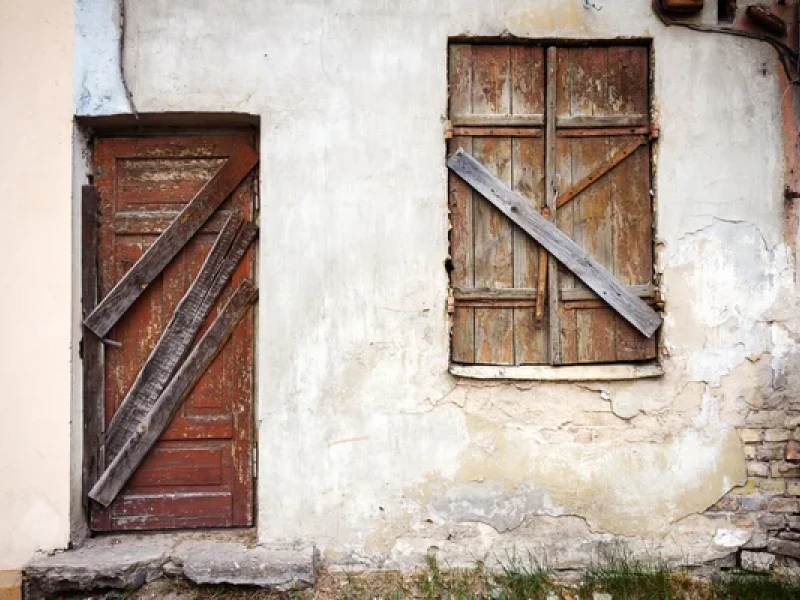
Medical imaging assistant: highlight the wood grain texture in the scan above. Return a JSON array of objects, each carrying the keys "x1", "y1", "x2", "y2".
[
  {"x1": 546, "y1": 46, "x2": 561, "y2": 364},
  {"x1": 447, "y1": 148, "x2": 661, "y2": 338},
  {"x1": 448, "y1": 136, "x2": 475, "y2": 362},
  {"x1": 472, "y1": 136, "x2": 514, "y2": 365},
  {"x1": 104, "y1": 215, "x2": 257, "y2": 461},
  {"x1": 555, "y1": 138, "x2": 647, "y2": 209},
  {"x1": 82, "y1": 185, "x2": 105, "y2": 507},
  {"x1": 91, "y1": 133, "x2": 257, "y2": 532},
  {"x1": 512, "y1": 135, "x2": 547, "y2": 363},
  {"x1": 555, "y1": 45, "x2": 655, "y2": 363},
  {"x1": 84, "y1": 140, "x2": 258, "y2": 338},
  {"x1": 90, "y1": 280, "x2": 258, "y2": 506}
]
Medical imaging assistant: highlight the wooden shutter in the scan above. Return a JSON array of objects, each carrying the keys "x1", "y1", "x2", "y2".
[
  {"x1": 448, "y1": 43, "x2": 657, "y2": 366},
  {"x1": 448, "y1": 44, "x2": 548, "y2": 365},
  {"x1": 554, "y1": 46, "x2": 656, "y2": 364}
]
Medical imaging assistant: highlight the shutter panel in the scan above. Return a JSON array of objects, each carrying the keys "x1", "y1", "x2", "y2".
[
  {"x1": 448, "y1": 44, "x2": 547, "y2": 365},
  {"x1": 554, "y1": 46, "x2": 656, "y2": 364}
]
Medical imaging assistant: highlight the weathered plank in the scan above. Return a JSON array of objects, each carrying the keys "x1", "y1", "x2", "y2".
[
  {"x1": 546, "y1": 46, "x2": 561, "y2": 363},
  {"x1": 512, "y1": 133, "x2": 547, "y2": 364},
  {"x1": 535, "y1": 220, "x2": 549, "y2": 324},
  {"x1": 448, "y1": 136, "x2": 475, "y2": 362},
  {"x1": 556, "y1": 115, "x2": 647, "y2": 128},
  {"x1": 104, "y1": 214, "x2": 257, "y2": 461},
  {"x1": 84, "y1": 141, "x2": 258, "y2": 337},
  {"x1": 451, "y1": 283, "x2": 653, "y2": 303},
  {"x1": 452, "y1": 127, "x2": 543, "y2": 137},
  {"x1": 472, "y1": 136, "x2": 514, "y2": 365},
  {"x1": 82, "y1": 185, "x2": 105, "y2": 506},
  {"x1": 451, "y1": 115, "x2": 545, "y2": 127},
  {"x1": 447, "y1": 148, "x2": 662, "y2": 338},
  {"x1": 555, "y1": 138, "x2": 646, "y2": 208},
  {"x1": 90, "y1": 279, "x2": 259, "y2": 506},
  {"x1": 557, "y1": 126, "x2": 650, "y2": 138}
]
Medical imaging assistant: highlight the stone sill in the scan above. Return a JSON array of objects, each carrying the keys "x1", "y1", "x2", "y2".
[{"x1": 450, "y1": 362, "x2": 664, "y2": 382}]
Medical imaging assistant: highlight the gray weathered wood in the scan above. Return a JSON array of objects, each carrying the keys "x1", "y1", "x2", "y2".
[
  {"x1": 84, "y1": 141, "x2": 258, "y2": 338},
  {"x1": 82, "y1": 185, "x2": 105, "y2": 506},
  {"x1": 104, "y1": 214, "x2": 257, "y2": 461},
  {"x1": 556, "y1": 114, "x2": 648, "y2": 128},
  {"x1": 562, "y1": 283, "x2": 654, "y2": 302},
  {"x1": 447, "y1": 148, "x2": 662, "y2": 338},
  {"x1": 545, "y1": 47, "x2": 561, "y2": 363},
  {"x1": 452, "y1": 283, "x2": 653, "y2": 303},
  {"x1": 89, "y1": 280, "x2": 259, "y2": 506},
  {"x1": 450, "y1": 115, "x2": 544, "y2": 127}
]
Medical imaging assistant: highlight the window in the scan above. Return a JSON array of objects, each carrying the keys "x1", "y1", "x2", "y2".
[{"x1": 447, "y1": 43, "x2": 659, "y2": 367}]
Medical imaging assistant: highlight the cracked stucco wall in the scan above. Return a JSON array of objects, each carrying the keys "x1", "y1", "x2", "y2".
[{"x1": 71, "y1": 0, "x2": 800, "y2": 570}]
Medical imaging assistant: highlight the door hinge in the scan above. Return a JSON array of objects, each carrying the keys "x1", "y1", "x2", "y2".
[{"x1": 252, "y1": 444, "x2": 258, "y2": 478}]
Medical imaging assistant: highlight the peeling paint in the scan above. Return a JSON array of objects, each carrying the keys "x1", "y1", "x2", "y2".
[{"x1": 63, "y1": 0, "x2": 800, "y2": 574}]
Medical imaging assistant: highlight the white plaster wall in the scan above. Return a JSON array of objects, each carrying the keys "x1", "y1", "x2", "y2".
[
  {"x1": 0, "y1": 0, "x2": 74, "y2": 570},
  {"x1": 74, "y1": 0, "x2": 797, "y2": 568}
]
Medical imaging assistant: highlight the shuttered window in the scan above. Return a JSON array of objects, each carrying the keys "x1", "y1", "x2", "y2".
[{"x1": 448, "y1": 43, "x2": 658, "y2": 366}]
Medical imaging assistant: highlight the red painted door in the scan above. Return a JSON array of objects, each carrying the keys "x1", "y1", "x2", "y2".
[{"x1": 90, "y1": 133, "x2": 257, "y2": 531}]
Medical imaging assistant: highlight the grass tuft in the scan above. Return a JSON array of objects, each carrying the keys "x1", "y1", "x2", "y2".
[{"x1": 712, "y1": 573, "x2": 800, "y2": 600}]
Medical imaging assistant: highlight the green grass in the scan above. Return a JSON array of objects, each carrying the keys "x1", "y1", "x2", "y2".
[
  {"x1": 579, "y1": 547, "x2": 681, "y2": 600},
  {"x1": 712, "y1": 574, "x2": 800, "y2": 600},
  {"x1": 68, "y1": 552, "x2": 800, "y2": 599}
]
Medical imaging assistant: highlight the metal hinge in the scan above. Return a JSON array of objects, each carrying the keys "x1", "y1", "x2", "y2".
[{"x1": 252, "y1": 443, "x2": 258, "y2": 478}]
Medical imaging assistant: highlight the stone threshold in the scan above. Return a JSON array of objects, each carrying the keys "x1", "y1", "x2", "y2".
[{"x1": 24, "y1": 531, "x2": 318, "y2": 599}]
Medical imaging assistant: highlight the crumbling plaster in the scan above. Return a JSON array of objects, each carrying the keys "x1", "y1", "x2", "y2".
[{"x1": 72, "y1": 0, "x2": 800, "y2": 571}]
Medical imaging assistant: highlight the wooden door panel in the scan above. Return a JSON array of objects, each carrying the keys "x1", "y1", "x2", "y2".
[{"x1": 90, "y1": 132, "x2": 256, "y2": 531}]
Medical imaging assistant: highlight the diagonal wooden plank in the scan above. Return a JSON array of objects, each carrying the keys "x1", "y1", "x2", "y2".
[
  {"x1": 84, "y1": 141, "x2": 258, "y2": 338},
  {"x1": 89, "y1": 280, "x2": 259, "y2": 506},
  {"x1": 447, "y1": 148, "x2": 661, "y2": 338},
  {"x1": 104, "y1": 214, "x2": 257, "y2": 461},
  {"x1": 555, "y1": 137, "x2": 646, "y2": 209}
]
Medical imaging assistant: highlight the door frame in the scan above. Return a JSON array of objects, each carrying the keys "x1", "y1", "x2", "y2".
[{"x1": 71, "y1": 114, "x2": 261, "y2": 542}]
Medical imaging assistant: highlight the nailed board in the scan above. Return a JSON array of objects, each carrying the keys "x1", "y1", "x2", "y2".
[
  {"x1": 447, "y1": 149, "x2": 661, "y2": 339},
  {"x1": 90, "y1": 133, "x2": 257, "y2": 531}
]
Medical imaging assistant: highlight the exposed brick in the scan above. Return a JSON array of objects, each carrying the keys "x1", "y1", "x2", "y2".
[
  {"x1": 743, "y1": 530, "x2": 769, "y2": 550},
  {"x1": 748, "y1": 411, "x2": 787, "y2": 427},
  {"x1": 769, "y1": 538, "x2": 800, "y2": 558},
  {"x1": 741, "y1": 495, "x2": 768, "y2": 511},
  {"x1": 741, "y1": 550, "x2": 775, "y2": 573},
  {"x1": 758, "y1": 479, "x2": 787, "y2": 494},
  {"x1": 740, "y1": 428, "x2": 763, "y2": 443},
  {"x1": 710, "y1": 495, "x2": 740, "y2": 512},
  {"x1": 757, "y1": 443, "x2": 787, "y2": 461},
  {"x1": 744, "y1": 445, "x2": 757, "y2": 459},
  {"x1": 779, "y1": 531, "x2": 800, "y2": 541},
  {"x1": 771, "y1": 462, "x2": 800, "y2": 478},
  {"x1": 749, "y1": 462, "x2": 771, "y2": 477},
  {"x1": 787, "y1": 440, "x2": 800, "y2": 461},
  {"x1": 788, "y1": 413, "x2": 800, "y2": 428},
  {"x1": 757, "y1": 513, "x2": 787, "y2": 530},
  {"x1": 769, "y1": 497, "x2": 800, "y2": 513},
  {"x1": 794, "y1": 427, "x2": 800, "y2": 441},
  {"x1": 766, "y1": 429, "x2": 792, "y2": 442}
]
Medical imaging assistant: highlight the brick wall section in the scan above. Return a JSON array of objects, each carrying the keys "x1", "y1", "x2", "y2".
[{"x1": 707, "y1": 414, "x2": 800, "y2": 571}]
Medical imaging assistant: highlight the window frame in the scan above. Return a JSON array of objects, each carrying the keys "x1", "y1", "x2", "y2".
[{"x1": 446, "y1": 40, "x2": 662, "y2": 376}]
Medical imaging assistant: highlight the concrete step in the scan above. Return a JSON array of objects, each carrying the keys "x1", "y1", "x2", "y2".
[{"x1": 24, "y1": 533, "x2": 317, "y2": 599}]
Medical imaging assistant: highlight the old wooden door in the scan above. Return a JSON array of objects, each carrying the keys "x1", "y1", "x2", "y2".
[{"x1": 90, "y1": 132, "x2": 257, "y2": 531}]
